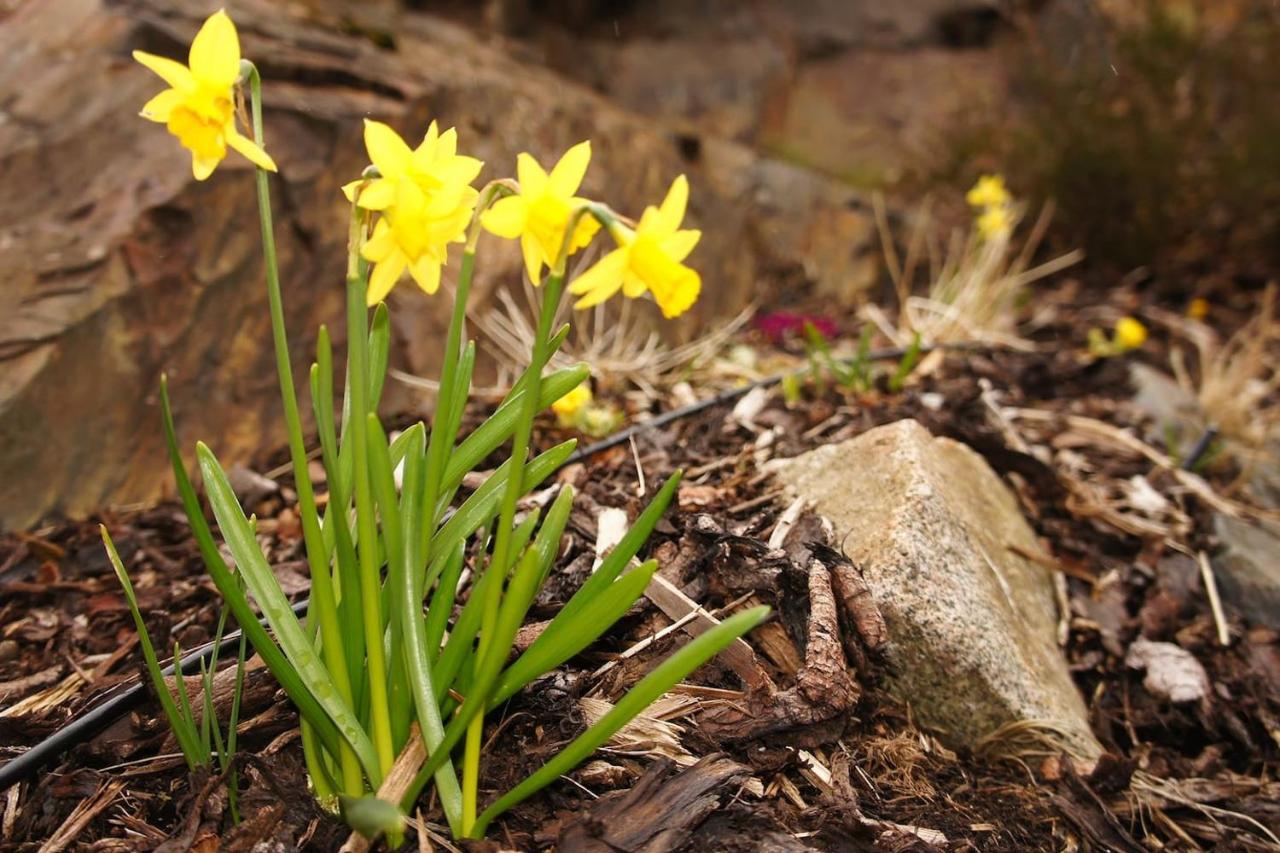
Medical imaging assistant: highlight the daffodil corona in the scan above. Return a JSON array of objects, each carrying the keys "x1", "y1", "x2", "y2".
[
  {"x1": 569, "y1": 175, "x2": 702, "y2": 319},
  {"x1": 133, "y1": 10, "x2": 276, "y2": 180},
  {"x1": 480, "y1": 142, "x2": 600, "y2": 284},
  {"x1": 345, "y1": 120, "x2": 483, "y2": 304}
]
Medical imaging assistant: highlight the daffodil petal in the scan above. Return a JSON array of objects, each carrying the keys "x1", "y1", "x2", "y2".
[
  {"x1": 521, "y1": 233, "x2": 544, "y2": 286},
  {"x1": 568, "y1": 247, "x2": 628, "y2": 298},
  {"x1": 353, "y1": 178, "x2": 396, "y2": 210},
  {"x1": 139, "y1": 88, "x2": 185, "y2": 122},
  {"x1": 516, "y1": 152, "x2": 548, "y2": 196},
  {"x1": 548, "y1": 140, "x2": 591, "y2": 197},
  {"x1": 650, "y1": 265, "x2": 700, "y2": 319},
  {"x1": 192, "y1": 153, "x2": 220, "y2": 181},
  {"x1": 436, "y1": 126, "x2": 457, "y2": 158},
  {"x1": 409, "y1": 256, "x2": 443, "y2": 295},
  {"x1": 133, "y1": 51, "x2": 197, "y2": 92},
  {"x1": 188, "y1": 10, "x2": 241, "y2": 89},
  {"x1": 622, "y1": 271, "x2": 647, "y2": 299},
  {"x1": 659, "y1": 229, "x2": 700, "y2": 262},
  {"x1": 573, "y1": 274, "x2": 624, "y2": 310},
  {"x1": 567, "y1": 200, "x2": 601, "y2": 254},
  {"x1": 362, "y1": 219, "x2": 397, "y2": 261},
  {"x1": 480, "y1": 196, "x2": 527, "y2": 239},
  {"x1": 655, "y1": 175, "x2": 688, "y2": 232},
  {"x1": 364, "y1": 120, "x2": 412, "y2": 178},
  {"x1": 367, "y1": 251, "x2": 407, "y2": 305},
  {"x1": 226, "y1": 126, "x2": 277, "y2": 172}
]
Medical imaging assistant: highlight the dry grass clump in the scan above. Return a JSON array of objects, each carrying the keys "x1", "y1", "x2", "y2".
[
  {"x1": 1171, "y1": 284, "x2": 1280, "y2": 473},
  {"x1": 866, "y1": 194, "x2": 1081, "y2": 349}
]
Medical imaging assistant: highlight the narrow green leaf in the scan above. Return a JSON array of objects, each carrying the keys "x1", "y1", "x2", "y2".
[
  {"x1": 101, "y1": 526, "x2": 205, "y2": 769},
  {"x1": 556, "y1": 470, "x2": 681, "y2": 627},
  {"x1": 433, "y1": 511, "x2": 540, "y2": 703},
  {"x1": 428, "y1": 441, "x2": 577, "y2": 570},
  {"x1": 369, "y1": 302, "x2": 391, "y2": 412},
  {"x1": 439, "y1": 366, "x2": 588, "y2": 502},
  {"x1": 489, "y1": 560, "x2": 658, "y2": 709},
  {"x1": 198, "y1": 442, "x2": 381, "y2": 783},
  {"x1": 423, "y1": 542, "x2": 465, "y2": 663},
  {"x1": 157, "y1": 377, "x2": 345, "y2": 760},
  {"x1": 469, "y1": 606, "x2": 771, "y2": 836}
]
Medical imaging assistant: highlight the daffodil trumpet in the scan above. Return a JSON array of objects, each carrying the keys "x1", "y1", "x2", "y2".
[{"x1": 127, "y1": 18, "x2": 767, "y2": 841}]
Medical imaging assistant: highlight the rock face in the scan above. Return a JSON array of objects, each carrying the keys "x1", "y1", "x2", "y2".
[
  {"x1": 0, "y1": 0, "x2": 880, "y2": 530},
  {"x1": 1214, "y1": 515, "x2": 1280, "y2": 630},
  {"x1": 773, "y1": 420, "x2": 1101, "y2": 758}
]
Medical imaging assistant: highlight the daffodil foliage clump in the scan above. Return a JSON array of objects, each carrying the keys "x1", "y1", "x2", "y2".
[{"x1": 112, "y1": 10, "x2": 767, "y2": 843}]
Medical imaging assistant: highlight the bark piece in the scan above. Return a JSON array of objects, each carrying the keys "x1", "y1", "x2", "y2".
[{"x1": 557, "y1": 754, "x2": 750, "y2": 853}]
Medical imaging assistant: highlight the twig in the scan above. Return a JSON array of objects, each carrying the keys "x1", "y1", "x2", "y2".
[{"x1": 1196, "y1": 551, "x2": 1230, "y2": 647}]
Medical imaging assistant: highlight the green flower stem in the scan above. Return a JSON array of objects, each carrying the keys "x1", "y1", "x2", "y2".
[
  {"x1": 243, "y1": 61, "x2": 361, "y2": 794},
  {"x1": 460, "y1": 271, "x2": 564, "y2": 833},
  {"x1": 419, "y1": 249, "x2": 476, "y2": 551},
  {"x1": 346, "y1": 265, "x2": 395, "y2": 781}
]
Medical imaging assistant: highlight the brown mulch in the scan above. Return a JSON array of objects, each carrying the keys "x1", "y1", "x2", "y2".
[{"x1": 2, "y1": 327, "x2": 1279, "y2": 850}]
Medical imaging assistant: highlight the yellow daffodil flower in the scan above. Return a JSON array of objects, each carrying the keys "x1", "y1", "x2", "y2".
[
  {"x1": 976, "y1": 204, "x2": 1013, "y2": 241},
  {"x1": 1114, "y1": 316, "x2": 1148, "y2": 351},
  {"x1": 551, "y1": 382, "x2": 592, "y2": 427},
  {"x1": 966, "y1": 174, "x2": 1011, "y2": 210},
  {"x1": 480, "y1": 142, "x2": 600, "y2": 284},
  {"x1": 345, "y1": 120, "x2": 482, "y2": 305},
  {"x1": 569, "y1": 175, "x2": 701, "y2": 319},
  {"x1": 133, "y1": 10, "x2": 276, "y2": 180}
]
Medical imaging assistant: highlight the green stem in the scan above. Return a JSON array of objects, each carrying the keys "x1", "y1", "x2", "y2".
[
  {"x1": 460, "y1": 272, "x2": 563, "y2": 834},
  {"x1": 420, "y1": 250, "x2": 475, "y2": 548},
  {"x1": 346, "y1": 269, "x2": 395, "y2": 780},
  {"x1": 242, "y1": 61, "x2": 361, "y2": 795}
]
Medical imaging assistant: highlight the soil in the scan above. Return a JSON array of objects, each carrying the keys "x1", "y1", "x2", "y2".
[{"x1": 2, "y1": 283, "x2": 1279, "y2": 851}]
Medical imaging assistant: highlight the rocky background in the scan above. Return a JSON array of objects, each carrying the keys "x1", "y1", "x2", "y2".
[{"x1": 1, "y1": 0, "x2": 1272, "y2": 529}]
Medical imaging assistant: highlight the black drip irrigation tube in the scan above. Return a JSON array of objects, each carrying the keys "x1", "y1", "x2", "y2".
[{"x1": 0, "y1": 340, "x2": 976, "y2": 791}]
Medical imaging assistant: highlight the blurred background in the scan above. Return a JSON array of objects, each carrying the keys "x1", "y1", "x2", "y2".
[{"x1": 1, "y1": 0, "x2": 1276, "y2": 529}]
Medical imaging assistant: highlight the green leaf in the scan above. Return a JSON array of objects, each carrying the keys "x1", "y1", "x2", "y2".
[
  {"x1": 433, "y1": 510, "x2": 541, "y2": 703},
  {"x1": 101, "y1": 526, "x2": 206, "y2": 770},
  {"x1": 369, "y1": 302, "x2": 391, "y2": 412},
  {"x1": 428, "y1": 441, "x2": 577, "y2": 571},
  {"x1": 158, "y1": 378, "x2": 345, "y2": 761},
  {"x1": 488, "y1": 560, "x2": 658, "y2": 709},
  {"x1": 423, "y1": 542, "x2": 465, "y2": 663},
  {"x1": 339, "y1": 794, "x2": 405, "y2": 842},
  {"x1": 469, "y1": 606, "x2": 771, "y2": 837},
  {"x1": 889, "y1": 332, "x2": 922, "y2": 393},
  {"x1": 198, "y1": 442, "x2": 382, "y2": 783},
  {"x1": 439, "y1": 366, "x2": 588, "y2": 503},
  {"x1": 555, "y1": 470, "x2": 681, "y2": 627}
]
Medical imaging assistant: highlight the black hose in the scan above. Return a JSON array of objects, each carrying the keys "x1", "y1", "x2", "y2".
[
  {"x1": 0, "y1": 339, "x2": 974, "y2": 789},
  {"x1": 0, "y1": 598, "x2": 310, "y2": 790}
]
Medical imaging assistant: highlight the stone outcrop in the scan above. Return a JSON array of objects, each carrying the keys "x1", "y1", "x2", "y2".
[
  {"x1": 0, "y1": 0, "x2": 880, "y2": 529},
  {"x1": 772, "y1": 419, "x2": 1101, "y2": 758}
]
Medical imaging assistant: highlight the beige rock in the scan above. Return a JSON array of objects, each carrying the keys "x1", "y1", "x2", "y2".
[{"x1": 773, "y1": 419, "x2": 1101, "y2": 758}]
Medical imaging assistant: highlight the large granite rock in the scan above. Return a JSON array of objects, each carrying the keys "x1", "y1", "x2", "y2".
[
  {"x1": 1214, "y1": 513, "x2": 1280, "y2": 630},
  {"x1": 773, "y1": 420, "x2": 1101, "y2": 759},
  {"x1": 0, "y1": 0, "x2": 878, "y2": 529}
]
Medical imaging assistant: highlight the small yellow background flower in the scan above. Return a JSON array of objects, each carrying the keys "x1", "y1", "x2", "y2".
[
  {"x1": 480, "y1": 142, "x2": 600, "y2": 284},
  {"x1": 133, "y1": 10, "x2": 276, "y2": 180},
  {"x1": 1114, "y1": 316, "x2": 1148, "y2": 351},
  {"x1": 966, "y1": 174, "x2": 1011, "y2": 210},
  {"x1": 551, "y1": 382, "x2": 592, "y2": 426},
  {"x1": 345, "y1": 120, "x2": 483, "y2": 305},
  {"x1": 569, "y1": 175, "x2": 702, "y2": 319}
]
